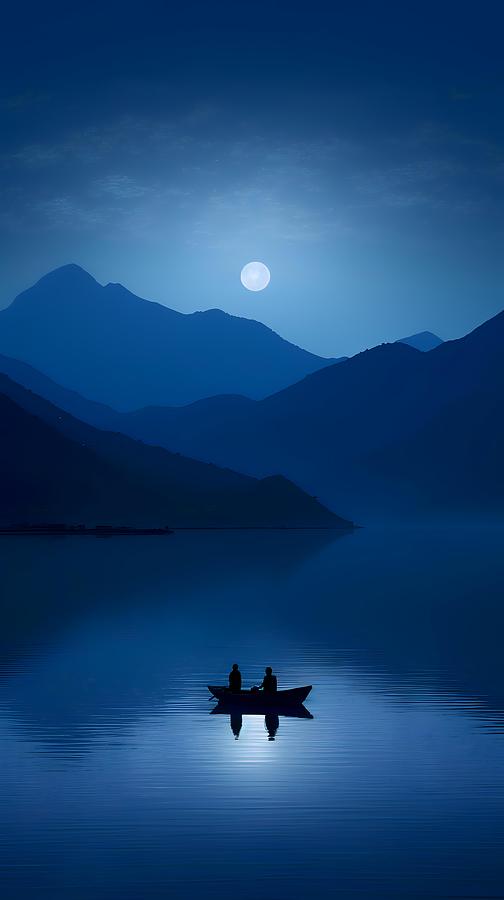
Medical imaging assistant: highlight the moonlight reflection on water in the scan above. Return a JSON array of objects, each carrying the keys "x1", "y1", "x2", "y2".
[{"x1": 0, "y1": 526, "x2": 503, "y2": 900}]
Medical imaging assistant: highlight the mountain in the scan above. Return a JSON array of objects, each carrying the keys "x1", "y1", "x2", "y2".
[
  {"x1": 0, "y1": 352, "x2": 120, "y2": 430},
  {"x1": 0, "y1": 374, "x2": 352, "y2": 529},
  {"x1": 72, "y1": 309, "x2": 502, "y2": 519},
  {"x1": 0, "y1": 265, "x2": 336, "y2": 410},
  {"x1": 368, "y1": 321, "x2": 504, "y2": 510},
  {"x1": 368, "y1": 380, "x2": 504, "y2": 511},
  {"x1": 398, "y1": 331, "x2": 444, "y2": 352},
  {"x1": 2, "y1": 264, "x2": 500, "y2": 519}
]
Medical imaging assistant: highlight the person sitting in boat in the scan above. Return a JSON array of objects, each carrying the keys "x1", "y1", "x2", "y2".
[
  {"x1": 259, "y1": 666, "x2": 277, "y2": 693},
  {"x1": 229, "y1": 663, "x2": 242, "y2": 693}
]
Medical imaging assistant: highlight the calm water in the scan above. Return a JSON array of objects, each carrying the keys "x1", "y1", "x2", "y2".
[{"x1": 1, "y1": 525, "x2": 504, "y2": 899}]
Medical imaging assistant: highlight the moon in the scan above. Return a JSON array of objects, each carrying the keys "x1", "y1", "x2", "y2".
[{"x1": 240, "y1": 261, "x2": 271, "y2": 292}]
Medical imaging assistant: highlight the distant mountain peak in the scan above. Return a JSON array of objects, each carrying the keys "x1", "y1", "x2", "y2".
[
  {"x1": 398, "y1": 331, "x2": 444, "y2": 352},
  {"x1": 0, "y1": 265, "x2": 335, "y2": 409},
  {"x1": 37, "y1": 263, "x2": 99, "y2": 287},
  {"x1": 353, "y1": 341, "x2": 422, "y2": 364},
  {"x1": 10, "y1": 265, "x2": 101, "y2": 312},
  {"x1": 192, "y1": 307, "x2": 229, "y2": 318}
]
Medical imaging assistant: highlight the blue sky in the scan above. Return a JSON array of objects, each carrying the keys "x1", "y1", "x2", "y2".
[{"x1": 0, "y1": 0, "x2": 503, "y2": 357}]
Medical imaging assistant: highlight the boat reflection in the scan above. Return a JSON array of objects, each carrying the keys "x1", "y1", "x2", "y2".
[
  {"x1": 230, "y1": 711, "x2": 242, "y2": 739},
  {"x1": 211, "y1": 701, "x2": 313, "y2": 741},
  {"x1": 265, "y1": 712, "x2": 279, "y2": 741}
]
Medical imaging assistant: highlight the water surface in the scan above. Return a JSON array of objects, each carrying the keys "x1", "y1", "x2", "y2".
[{"x1": 1, "y1": 525, "x2": 503, "y2": 899}]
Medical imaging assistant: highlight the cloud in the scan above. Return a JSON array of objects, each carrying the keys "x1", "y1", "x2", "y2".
[
  {"x1": 350, "y1": 158, "x2": 491, "y2": 213},
  {"x1": 33, "y1": 197, "x2": 108, "y2": 229},
  {"x1": 0, "y1": 91, "x2": 50, "y2": 111},
  {"x1": 94, "y1": 175, "x2": 150, "y2": 199},
  {"x1": 189, "y1": 186, "x2": 351, "y2": 248},
  {"x1": 2, "y1": 111, "x2": 502, "y2": 244}
]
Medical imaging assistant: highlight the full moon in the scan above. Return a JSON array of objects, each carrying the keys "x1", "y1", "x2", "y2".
[{"x1": 240, "y1": 261, "x2": 271, "y2": 292}]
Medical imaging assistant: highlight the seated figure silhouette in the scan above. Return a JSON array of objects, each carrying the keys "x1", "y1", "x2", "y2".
[
  {"x1": 259, "y1": 666, "x2": 277, "y2": 693},
  {"x1": 229, "y1": 663, "x2": 242, "y2": 693}
]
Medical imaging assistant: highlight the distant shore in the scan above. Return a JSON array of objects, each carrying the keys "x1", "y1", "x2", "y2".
[
  {"x1": 0, "y1": 522, "x2": 355, "y2": 535},
  {"x1": 171, "y1": 525, "x2": 356, "y2": 531},
  {"x1": 0, "y1": 524, "x2": 173, "y2": 536}
]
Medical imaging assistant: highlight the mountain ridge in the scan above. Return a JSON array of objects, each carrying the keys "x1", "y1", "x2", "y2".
[
  {"x1": 2, "y1": 264, "x2": 502, "y2": 520},
  {"x1": 0, "y1": 265, "x2": 337, "y2": 410},
  {"x1": 50, "y1": 306, "x2": 501, "y2": 520},
  {"x1": 398, "y1": 330, "x2": 444, "y2": 352},
  {"x1": 0, "y1": 372, "x2": 352, "y2": 528}
]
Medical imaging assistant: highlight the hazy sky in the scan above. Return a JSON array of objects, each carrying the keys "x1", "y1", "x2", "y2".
[{"x1": 1, "y1": 1, "x2": 503, "y2": 357}]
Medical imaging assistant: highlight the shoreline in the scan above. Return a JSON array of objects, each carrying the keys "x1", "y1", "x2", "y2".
[{"x1": 0, "y1": 524, "x2": 356, "y2": 536}]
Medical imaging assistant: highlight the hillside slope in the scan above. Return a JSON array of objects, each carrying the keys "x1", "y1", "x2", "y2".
[
  {"x1": 83, "y1": 310, "x2": 504, "y2": 518},
  {"x1": 0, "y1": 375, "x2": 351, "y2": 528},
  {"x1": 0, "y1": 265, "x2": 335, "y2": 409}
]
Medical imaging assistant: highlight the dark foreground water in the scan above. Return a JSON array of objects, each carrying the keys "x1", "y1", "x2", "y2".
[{"x1": 1, "y1": 525, "x2": 503, "y2": 899}]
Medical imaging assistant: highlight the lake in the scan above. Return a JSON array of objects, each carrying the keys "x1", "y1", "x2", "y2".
[{"x1": 1, "y1": 525, "x2": 503, "y2": 899}]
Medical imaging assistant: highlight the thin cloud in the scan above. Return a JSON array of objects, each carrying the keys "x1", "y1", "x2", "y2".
[{"x1": 94, "y1": 175, "x2": 150, "y2": 199}]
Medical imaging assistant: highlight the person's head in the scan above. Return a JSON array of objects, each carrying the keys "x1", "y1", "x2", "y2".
[
  {"x1": 265, "y1": 666, "x2": 272, "y2": 675},
  {"x1": 232, "y1": 663, "x2": 239, "y2": 671}
]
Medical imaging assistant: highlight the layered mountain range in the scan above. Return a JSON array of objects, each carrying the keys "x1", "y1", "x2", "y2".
[
  {"x1": 0, "y1": 373, "x2": 348, "y2": 528},
  {"x1": 99, "y1": 311, "x2": 498, "y2": 520},
  {"x1": 0, "y1": 264, "x2": 502, "y2": 524},
  {"x1": 0, "y1": 265, "x2": 337, "y2": 409}
]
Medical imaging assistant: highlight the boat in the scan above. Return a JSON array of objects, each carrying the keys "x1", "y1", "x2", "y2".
[{"x1": 207, "y1": 685, "x2": 312, "y2": 705}]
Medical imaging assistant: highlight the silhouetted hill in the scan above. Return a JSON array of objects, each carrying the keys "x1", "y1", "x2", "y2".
[
  {"x1": 80, "y1": 309, "x2": 504, "y2": 519},
  {"x1": 2, "y1": 265, "x2": 501, "y2": 518},
  {"x1": 367, "y1": 313, "x2": 504, "y2": 509},
  {"x1": 0, "y1": 352, "x2": 120, "y2": 430},
  {"x1": 369, "y1": 380, "x2": 504, "y2": 510},
  {"x1": 0, "y1": 265, "x2": 336, "y2": 409},
  {"x1": 0, "y1": 374, "x2": 351, "y2": 528},
  {"x1": 105, "y1": 342, "x2": 426, "y2": 477},
  {"x1": 398, "y1": 331, "x2": 444, "y2": 352}
]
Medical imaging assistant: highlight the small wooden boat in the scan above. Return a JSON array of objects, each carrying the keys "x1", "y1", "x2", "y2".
[{"x1": 208, "y1": 685, "x2": 312, "y2": 705}]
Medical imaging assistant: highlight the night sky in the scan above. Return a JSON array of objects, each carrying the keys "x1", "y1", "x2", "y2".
[{"x1": 1, "y1": 1, "x2": 502, "y2": 357}]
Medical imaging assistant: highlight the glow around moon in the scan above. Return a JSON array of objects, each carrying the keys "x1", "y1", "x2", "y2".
[{"x1": 240, "y1": 261, "x2": 271, "y2": 292}]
